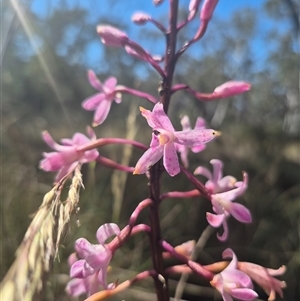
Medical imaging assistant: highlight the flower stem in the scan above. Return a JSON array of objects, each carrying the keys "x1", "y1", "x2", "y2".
[{"x1": 148, "y1": 1, "x2": 179, "y2": 300}]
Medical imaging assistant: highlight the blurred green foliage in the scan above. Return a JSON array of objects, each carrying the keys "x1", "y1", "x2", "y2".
[{"x1": 1, "y1": 0, "x2": 299, "y2": 300}]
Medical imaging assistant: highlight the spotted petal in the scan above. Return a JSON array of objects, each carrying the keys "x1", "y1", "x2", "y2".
[
  {"x1": 163, "y1": 142, "x2": 180, "y2": 176},
  {"x1": 134, "y1": 145, "x2": 164, "y2": 174},
  {"x1": 174, "y1": 129, "x2": 220, "y2": 147}
]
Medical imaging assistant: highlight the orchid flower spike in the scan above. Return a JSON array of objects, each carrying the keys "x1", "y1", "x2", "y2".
[
  {"x1": 207, "y1": 172, "x2": 252, "y2": 241},
  {"x1": 194, "y1": 159, "x2": 237, "y2": 194},
  {"x1": 211, "y1": 248, "x2": 258, "y2": 301},
  {"x1": 133, "y1": 103, "x2": 220, "y2": 177},
  {"x1": 67, "y1": 223, "x2": 120, "y2": 297},
  {"x1": 82, "y1": 70, "x2": 123, "y2": 126},
  {"x1": 39, "y1": 127, "x2": 98, "y2": 182}
]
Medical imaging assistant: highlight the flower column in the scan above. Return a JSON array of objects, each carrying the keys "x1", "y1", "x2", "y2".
[{"x1": 148, "y1": 1, "x2": 179, "y2": 300}]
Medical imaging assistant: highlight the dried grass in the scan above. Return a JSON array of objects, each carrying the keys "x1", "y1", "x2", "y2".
[{"x1": 0, "y1": 165, "x2": 83, "y2": 301}]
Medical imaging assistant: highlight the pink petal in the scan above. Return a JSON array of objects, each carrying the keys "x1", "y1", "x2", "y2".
[
  {"x1": 60, "y1": 138, "x2": 73, "y2": 146},
  {"x1": 68, "y1": 253, "x2": 78, "y2": 266},
  {"x1": 87, "y1": 126, "x2": 97, "y2": 140},
  {"x1": 223, "y1": 269, "x2": 253, "y2": 289},
  {"x1": 85, "y1": 247, "x2": 112, "y2": 271},
  {"x1": 174, "y1": 129, "x2": 220, "y2": 147},
  {"x1": 193, "y1": 166, "x2": 212, "y2": 180},
  {"x1": 150, "y1": 133, "x2": 160, "y2": 147},
  {"x1": 114, "y1": 92, "x2": 122, "y2": 103},
  {"x1": 163, "y1": 142, "x2": 180, "y2": 176},
  {"x1": 81, "y1": 149, "x2": 99, "y2": 163},
  {"x1": 217, "y1": 219, "x2": 228, "y2": 241},
  {"x1": 206, "y1": 212, "x2": 225, "y2": 227},
  {"x1": 70, "y1": 260, "x2": 88, "y2": 278},
  {"x1": 75, "y1": 238, "x2": 93, "y2": 258},
  {"x1": 179, "y1": 145, "x2": 189, "y2": 168},
  {"x1": 40, "y1": 150, "x2": 79, "y2": 171},
  {"x1": 213, "y1": 81, "x2": 251, "y2": 98},
  {"x1": 230, "y1": 288, "x2": 258, "y2": 300},
  {"x1": 66, "y1": 278, "x2": 87, "y2": 297},
  {"x1": 210, "y1": 159, "x2": 223, "y2": 182},
  {"x1": 82, "y1": 93, "x2": 106, "y2": 111},
  {"x1": 227, "y1": 202, "x2": 252, "y2": 223},
  {"x1": 72, "y1": 133, "x2": 91, "y2": 146},
  {"x1": 96, "y1": 223, "x2": 120, "y2": 244},
  {"x1": 139, "y1": 103, "x2": 174, "y2": 132},
  {"x1": 222, "y1": 248, "x2": 238, "y2": 270},
  {"x1": 215, "y1": 172, "x2": 248, "y2": 202},
  {"x1": 42, "y1": 131, "x2": 70, "y2": 152},
  {"x1": 97, "y1": 261, "x2": 111, "y2": 289},
  {"x1": 87, "y1": 70, "x2": 103, "y2": 91},
  {"x1": 217, "y1": 176, "x2": 237, "y2": 192},
  {"x1": 93, "y1": 99, "x2": 112, "y2": 126},
  {"x1": 134, "y1": 145, "x2": 164, "y2": 174},
  {"x1": 200, "y1": 0, "x2": 219, "y2": 21},
  {"x1": 191, "y1": 144, "x2": 206, "y2": 153},
  {"x1": 222, "y1": 291, "x2": 234, "y2": 301},
  {"x1": 194, "y1": 117, "x2": 206, "y2": 130},
  {"x1": 54, "y1": 162, "x2": 77, "y2": 182},
  {"x1": 103, "y1": 77, "x2": 117, "y2": 92},
  {"x1": 152, "y1": 103, "x2": 175, "y2": 132},
  {"x1": 180, "y1": 115, "x2": 191, "y2": 131}
]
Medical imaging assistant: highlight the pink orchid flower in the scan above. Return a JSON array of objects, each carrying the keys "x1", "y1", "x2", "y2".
[
  {"x1": 133, "y1": 103, "x2": 220, "y2": 176},
  {"x1": 39, "y1": 127, "x2": 98, "y2": 182},
  {"x1": 67, "y1": 223, "x2": 120, "y2": 297},
  {"x1": 211, "y1": 248, "x2": 258, "y2": 301},
  {"x1": 176, "y1": 115, "x2": 207, "y2": 167},
  {"x1": 82, "y1": 70, "x2": 123, "y2": 126},
  {"x1": 238, "y1": 262, "x2": 286, "y2": 301},
  {"x1": 194, "y1": 159, "x2": 237, "y2": 194},
  {"x1": 206, "y1": 172, "x2": 252, "y2": 241}
]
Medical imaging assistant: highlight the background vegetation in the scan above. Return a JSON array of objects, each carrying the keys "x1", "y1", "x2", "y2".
[{"x1": 1, "y1": 0, "x2": 299, "y2": 300}]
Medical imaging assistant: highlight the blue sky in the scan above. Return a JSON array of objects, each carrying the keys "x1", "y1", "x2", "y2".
[{"x1": 27, "y1": 0, "x2": 290, "y2": 75}]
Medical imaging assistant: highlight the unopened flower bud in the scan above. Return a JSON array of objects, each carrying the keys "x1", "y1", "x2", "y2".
[
  {"x1": 213, "y1": 81, "x2": 251, "y2": 98},
  {"x1": 189, "y1": 0, "x2": 202, "y2": 13},
  {"x1": 132, "y1": 12, "x2": 151, "y2": 25},
  {"x1": 200, "y1": 0, "x2": 219, "y2": 22},
  {"x1": 153, "y1": 0, "x2": 164, "y2": 5},
  {"x1": 97, "y1": 25, "x2": 129, "y2": 47}
]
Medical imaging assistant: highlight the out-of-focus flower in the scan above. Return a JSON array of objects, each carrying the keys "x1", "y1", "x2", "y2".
[
  {"x1": 97, "y1": 25, "x2": 129, "y2": 47},
  {"x1": 82, "y1": 70, "x2": 122, "y2": 126},
  {"x1": 200, "y1": 0, "x2": 219, "y2": 22},
  {"x1": 39, "y1": 127, "x2": 98, "y2": 182},
  {"x1": 211, "y1": 248, "x2": 258, "y2": 301},
  {"x1": 66, "y1": 223, "x2": 120, "y2": 297},
  {"x1": 153, "y1": 0, "x2": 164, "y2": 5},
  {"x1": 133, "y1": 103, "x2": 220, "y2": 176},
  {"x1": 176, "y1": 115, "x2": 207, "y2": 167},
  {"x1": 212, "y1": 81, "x2": 251, "y2": 98},
  {"x1": 132, "y1": 12, "x2": 151, "y2": 25},
  {"x1": 163, "y1": 240, "x2": 196, "y2": 259},
  {"x1": 207, "y1": 172, "x2": 252, "y2": 241},
  {"x1": 238, "y1": 262, "x2": 286, "y2": 301},
  {"x1": 188, "y1": 0, "x2": 202, "y2": 19},
  {"x1": 194, "y1": 159, "x2": 237, "y2": 194}
]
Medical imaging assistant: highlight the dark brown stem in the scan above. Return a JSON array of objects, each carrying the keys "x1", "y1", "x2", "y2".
[{"x1": 148, "y1": 1, "x2": 179, "y2": 301}]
